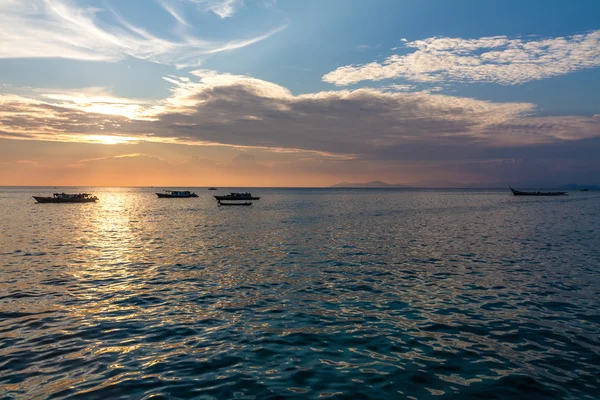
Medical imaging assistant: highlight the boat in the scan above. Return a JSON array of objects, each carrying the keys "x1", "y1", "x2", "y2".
[
  {"x1": 581, "y1": 188, "x2": 590, "y2": 192},
  {"x1": 217, "y1": 200, "x2": 252, "y2": 206},
  {"x1": 156, "y1": 190, "x2": 198, "y2": 198},
  {"x1": 208, "y1": 187, "x2": 217, "y2": 190},
  {"x1": 214, "y1": 192, "x2": 260, "y2": 201},
  {"x1": 509, "y1": 187, "x2": 567, "y2": 196},
  {"x1": 33, "y1": 193, "x2": 98, "y2": 203}
]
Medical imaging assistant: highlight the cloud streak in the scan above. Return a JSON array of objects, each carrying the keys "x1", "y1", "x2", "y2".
[
  {"x1": 0, "y1": 0, "x2": 285, "y2": 67},
  {"x1": 186, "y1": 0, "x2": 244, "y2": 18},
  {"x1": 323, "y1": 31, "x2": 600, "y2": 86},
  {"x1": 158, "y1": 0, "x2": 191, "y2": 27}
]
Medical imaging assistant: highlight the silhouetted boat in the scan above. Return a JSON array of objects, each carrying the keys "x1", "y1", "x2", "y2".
[
  {"x1": 509, "y1": 187, "x2": 567, "y2": 196},
  {"x1": 581, "y1": 188, "x2": 589, "y2": 192},
  {"x1": 217, "y1": 200, "x2": 252, "y2": 206},
  {"x1": 214, "y1": 192, "x2": 260, "y2": 201},
  {"x1": 208, "y1": 187, "x2": 217, "y2": 190},
  {"x1": 156, "y1": 190, "x2": 198, "y2": 198},
  {"x1": 33, "y1": 193, "x2": 98, "y2": 203}
]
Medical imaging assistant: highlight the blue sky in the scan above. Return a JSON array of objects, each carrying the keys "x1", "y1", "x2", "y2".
[{"x1": 1, "y1": 0, "x2": 599, "y2": 186}]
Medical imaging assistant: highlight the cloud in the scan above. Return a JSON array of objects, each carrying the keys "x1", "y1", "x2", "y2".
[
  {"x1": 0, "y1": 93, "x2": 159, "y2": 143},
  {"x1": 1, "y1": 72, "x2": 599, "y2": 166},
  {"x1": 380, "y1": 84, "x2": 418, "y2": 92},
  {"x1": 356, "y1": 44, "x2": 380, "y2": 51},
  {"x1": 0, "y1": 0, "x2": 285, "y2": 67},
  {"x1": 78, "y1": 153, "x2": 147, "y2": 163},
  {"x1": 323, "y1": 31, "x2": 600, "y2": 86},
  {"x1": 186, "y1": 0, "x2": 244, "y2": 18},
  {"x1": 202, "y1": 24, "x2": 287, "y2": 55},
  {"x1": 151, "y1": 70, "x2": 539, "y2": 156},
  {"x1": 158, "y1": 0, "x2": 190, "y2": 27},
  {"x1": 36, "y1": 87, "x2": 157, "y2": 119}
]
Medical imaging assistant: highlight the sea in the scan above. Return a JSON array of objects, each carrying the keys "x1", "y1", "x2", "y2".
[{"x1": 1, "y1": 187, "x2": 599, "y2": 399}]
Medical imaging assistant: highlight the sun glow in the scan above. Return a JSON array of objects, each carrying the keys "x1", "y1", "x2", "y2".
[
  {"x1": 41, "y1": 91, "x2": 157, "y2": 120},
  {"x1": 86, "y1": 135, "x2": 138, "y2": 145}
]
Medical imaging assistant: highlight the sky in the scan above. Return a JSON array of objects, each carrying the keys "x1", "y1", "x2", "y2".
[{"x1": 1, "y1": 0, "x2": 599, "y2": 187}]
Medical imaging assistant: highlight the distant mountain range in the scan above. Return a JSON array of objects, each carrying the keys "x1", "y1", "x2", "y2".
[
  {"x1": 330, "y1": 181, "x2": 600, "y2": 189},
  {"x1": 329, "y1": 181, "x2": 410, "y2": 188},
  {"x1": 555, "y1": 184, "x2": 600, "y2": 190}
]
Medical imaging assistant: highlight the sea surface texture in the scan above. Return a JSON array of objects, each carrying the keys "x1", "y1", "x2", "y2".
[{"x1": 1, "y1": 187, "x2": 599, "y2": 399}]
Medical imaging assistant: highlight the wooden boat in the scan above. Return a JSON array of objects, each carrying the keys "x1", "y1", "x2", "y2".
[
  {"x1": 214, "y1": 192, "x2": 260, "y2": 201},
  {"x1": 509, "y1": 187, "x2": 567, "y2": 196},
  {"x1": 217, "y1": 200, "x2": 252, "y2": 206},
  {"x1": 33, "y1": 193, "x2": 98, "y2": 203},
  {"x1": 156, "y1": 190, "x2": 198, "y2": 198}
]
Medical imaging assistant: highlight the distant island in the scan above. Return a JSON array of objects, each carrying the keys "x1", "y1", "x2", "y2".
[
  {"x1": 330, "y1": 181, "x2": 600, "y2": 189},
  {"x1": 329, "y1": 181, "x2": 411, "y2": 188},
  {"x1": 555, "y1": 184, "x2": 600, "y2": 190}
]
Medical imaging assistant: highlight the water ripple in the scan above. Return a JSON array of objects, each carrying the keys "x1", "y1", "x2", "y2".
[{"x1": 1, "y1": 187, "x2": 600, "y2": 399}]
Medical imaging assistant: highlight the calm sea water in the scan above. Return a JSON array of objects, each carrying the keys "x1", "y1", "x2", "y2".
[{"x1": 1, "y1": 187, "x2": 599, "y2": 399}]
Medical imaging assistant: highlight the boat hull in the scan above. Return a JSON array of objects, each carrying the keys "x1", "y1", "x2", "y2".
[
  {"x1": 217, "y1": 201, "x2": 252, "y2": 206},
  {"x1": 156, "y1": 193, "x2": 198, "y2": 198},
  {"x1": 214, "y1": 196, "x2": 260, "y2": 201},
  {"x1": 509, "y1": 187, "x2": 567, "y2": 196},
  {"x1": 33, "y1": 196, "x2": 97, "y2": 203}
]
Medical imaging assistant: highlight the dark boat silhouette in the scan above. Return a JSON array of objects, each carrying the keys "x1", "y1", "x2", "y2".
[
  {"x1": 509, "y1": 187, "x2": 567, "y2": 196},
  {"x1": 208, "y1": 187, "x2": 217, "y2": 190},
  {"x1": 33, "y1": 193, "x2": 98, "y2": 203},
  {"x1": 156, "y1": 190, "x2": 198, "y2": 198},
  {"x1": 214, "y1": 192, "x2": 260, "y2": 201},
  {"x1": 217, "y1": 200, "x2": 252, "y2": 206}
]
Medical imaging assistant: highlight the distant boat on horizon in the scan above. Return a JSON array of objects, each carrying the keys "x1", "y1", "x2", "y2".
[
  {"x1": 33, "y1": 193, "x2": 98, "y2": 203},
  {"x1": 208, "y1": 187, "x2": 217, "y2": 190},
  {"x1": 156, "y1": 190, "x2": 198, "y2": 198},
  {"x1": 509, "y1": 187, "x2": 567, "y2": 196}
]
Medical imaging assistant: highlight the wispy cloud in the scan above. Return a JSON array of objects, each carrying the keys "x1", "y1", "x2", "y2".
[
  {"x1": 323, "y1": 31, "x2": 600, "y2": 86},
  {"x1": 280, "y1": 65, "x2": 312, "y2": 72},
  {"x1": 0, "y1": 0, "x2": 285, "y2": 67},
  {"x1": 78, "y1": 153, "x2": 149, "y2": 163},
  {"x1": 356, "y1": 44, "x2": 380, "y2": 51},
  {"x1": 202, "y1": 24, "x2": 287, "y2": 55},
  {"x1": 158, "y1": 0, "x2": 190, "y2": 27},
  {"x1": 187, "y1": 0, "x2": 244, "y2": 18},
  {"x1": 381, "y1": 84, "x2": 418, "y2": 92},
  {"x1": 37, "y1": 87, "x2": 157, "y2": 119}
]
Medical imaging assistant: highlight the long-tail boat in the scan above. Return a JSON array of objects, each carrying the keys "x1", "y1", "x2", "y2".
[
  {"x1": 33, "y1": 193, "x2": 98, "y2": 203},
  {"x1": 214, "y1": 192, "x2": 260, "y2": 201},
  {"x1": 509, "y1": 187, "x2": 567, "y2": 196},
  {"x1": 156, "y1": 190, "x2": 198, "y2": 198}
]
